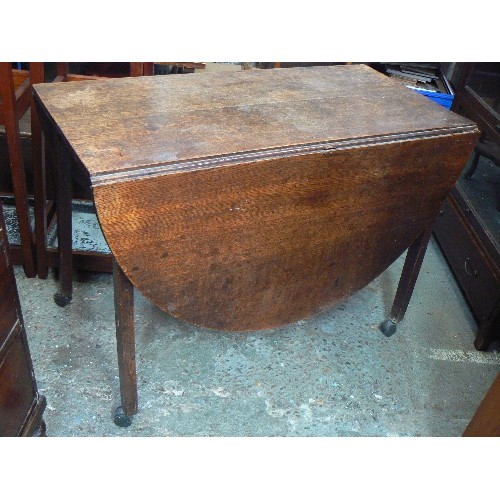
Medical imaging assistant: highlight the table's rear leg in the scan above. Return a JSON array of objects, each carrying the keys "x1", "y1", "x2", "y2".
[
  {"x1": 464, "y1": 149, "x2": 480, "y2": 179},
  {"x1": 380, "y1": 224, "x2": 434, "y2": 337},
  {"x1": 473, "y1": 297, "x2": 500, "y2": 351},
  {"x1": 53, "y1": 136, "x2": 73, "y2": 306},
  {"x1": 113, "y1": 258, "x2": 138, "y2": 427}
]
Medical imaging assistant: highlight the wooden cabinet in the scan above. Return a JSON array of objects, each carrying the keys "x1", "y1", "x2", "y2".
[
  {"x1": 0, "y1": 198, "x2": 46, "y2": 436},
  {"x1": 433, "y1": 63, "x2": 500, "y2": 350}
]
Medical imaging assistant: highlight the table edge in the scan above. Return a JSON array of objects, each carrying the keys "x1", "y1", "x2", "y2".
[{"x1": 90, "y1": 125, "x2": 479, "y2": 186}]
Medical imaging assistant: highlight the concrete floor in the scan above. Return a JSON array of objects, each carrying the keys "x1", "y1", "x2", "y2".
[{"x1": 14, "y1": 237, "x2": 500, "y2": 436}]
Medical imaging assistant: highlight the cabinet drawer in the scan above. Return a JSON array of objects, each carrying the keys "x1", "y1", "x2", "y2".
[
  {"x1": 434, "y1": 198, "x2": 500, "y2": 321},
  {"x1": 0, "y1": 332, "x2": 36, "y2": 436},
  {"x1": 0, "y1": 240, "x2": 19, "y2": 348}
]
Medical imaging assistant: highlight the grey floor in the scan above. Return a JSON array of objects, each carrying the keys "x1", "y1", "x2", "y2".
[{"x1": 13, "y1": 236, "x2": 500, "y2": 437}]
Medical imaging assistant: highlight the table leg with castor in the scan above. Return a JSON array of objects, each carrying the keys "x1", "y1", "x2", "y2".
[{"x1": 113, "y1": 258, "x2": 138, "y2": 427}]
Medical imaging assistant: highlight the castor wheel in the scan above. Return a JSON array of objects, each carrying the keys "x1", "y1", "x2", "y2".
[
  {"x1": 379, "y1": 319, "x2": 397, "y2": 337},
  {"x1": 114, "y1": 406, "x2": 133, "y2": 427},
  {"x1": 54, "y1": 292, "x2": 72, "y2": 307}
]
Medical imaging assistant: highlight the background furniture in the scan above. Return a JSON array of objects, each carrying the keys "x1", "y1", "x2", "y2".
[
  {"x1": 52, "y1": 62, "x2": 154, "y2": 81},
  {"x1": 0, "y1": 197, "x2": 46, "y2": 436},
  {"x1": 463, "y1": 371, "x2": 500, "y2": 436},
  {"x1": 0, "y1": 63, "x2": 44, "y2": 278},
  {"x1": 35, "y1": 63, "x2": 154, "y2": 281},
  {"x1": 433, "y1": 63, "x2": 500, "y2": 350}
]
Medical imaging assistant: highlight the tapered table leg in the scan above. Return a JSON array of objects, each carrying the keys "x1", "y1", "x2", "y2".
[
  {"x1": 53, "y1": 136, "x2": 73, "y2": 306},
  {"x1": 380, "y1": 224, "x2": 434, "y2": 337},
  {"x1": 113, "y1": 258, "x2": 138, "y2": 427}
]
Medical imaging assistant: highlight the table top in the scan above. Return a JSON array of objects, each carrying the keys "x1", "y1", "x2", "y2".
[{"x1": 33, "y1": 64, "x2": 475, "y2": 185}]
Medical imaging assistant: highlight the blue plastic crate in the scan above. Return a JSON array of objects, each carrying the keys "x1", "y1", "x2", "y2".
[{"x1": 407, "y1": 85, "x2": 454, "y2": 110}]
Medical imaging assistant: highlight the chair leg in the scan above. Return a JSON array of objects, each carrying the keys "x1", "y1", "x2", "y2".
[
  {"x1": 30, "y1": 63, "x2": 50, "y2": 279},
  {"x1": 142, "y1": 63, "x2": 155, "y2": 76},
  {"x1": 129, "y1": 62, "x2": 144, "y2": 77},
  {"x1": 465, "y1": 149, "x2": 480, "y2": 179},
  {"x1": 0, "y1": 63, "x2": 36, "y2": 277},
  {"x1": 53, "y1": 135, "x2": 73, "y2": 306}
]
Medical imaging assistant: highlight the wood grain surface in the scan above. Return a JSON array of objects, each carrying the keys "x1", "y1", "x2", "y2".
[
  {"x1": 32, "y1": 65, "x2": 475, "y2": 181},
  {"x1": 33, "y1": 65, "x2": 479, "y2": 330},
  {"x1": 94, "y1": 133, "x2": 476, "y2": 330}
]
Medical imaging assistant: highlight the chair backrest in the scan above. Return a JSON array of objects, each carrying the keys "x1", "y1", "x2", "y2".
[{"x1": 53, "y1": 62, "x2": 154, "y2": 82}]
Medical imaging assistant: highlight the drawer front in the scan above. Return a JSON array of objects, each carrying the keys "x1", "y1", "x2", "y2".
[
  {"x1": 0, "y1": 240, "x2": 19, "y2": 348},
  {"x1": 0, "y1": 332, "x2": 36, "y2": 437},
  {"x1": 434, "y1": 198, "x2": 500, "y2": 321}
]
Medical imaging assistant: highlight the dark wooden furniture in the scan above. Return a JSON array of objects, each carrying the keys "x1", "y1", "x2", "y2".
[
  {"x1": 33, "y1": 65, "x2": 478, "y2": 425},
  {"x1": 0, "y1": 197, "x2": 46, "y2": 436},
  {"x1": 433, "y1": 63, "x2": 500, "y2": 351},
  {"x1": 52, "y1": 62, "x2": 154, "y2": 82},
  {"x1": 154, "y1": 62, "x2": 205, "y2": 74},
  {"x1": 0, "y1": 63, "x2": 44, "y2": 278},
  {"x1": 463, "y1": 371, "x2": 500, "y2": 437}
]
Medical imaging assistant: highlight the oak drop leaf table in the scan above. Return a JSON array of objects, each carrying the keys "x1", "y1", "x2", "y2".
[{"x1": 32, "y1": 65, "x2": 478, "y2": 426}]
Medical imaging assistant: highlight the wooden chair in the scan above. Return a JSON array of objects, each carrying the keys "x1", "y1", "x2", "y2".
[
  {"x1": 34, "y1": 63, "x2": 154, "y2": 281},
  {"x1": 52, "y1": 62, "x2": 154, "y2": 81},
  {"x1": 0, "y1": 63, "x2": 44, "y2": 278},
  {"x1": 465, "y1": 137, "x2": 500, "y2": 180},
  {"x1": 154, "y1": 62, "x2": 205, "y2": 74}
]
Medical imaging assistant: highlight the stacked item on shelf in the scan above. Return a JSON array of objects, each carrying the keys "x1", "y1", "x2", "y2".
[{"x1": 380, "y1": 62, "x2": 454, "y2": 109}]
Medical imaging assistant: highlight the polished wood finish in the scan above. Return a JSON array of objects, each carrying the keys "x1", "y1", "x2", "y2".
[
  {"x1": 0, "y1": 63, "x2": 44, "y2": 278},
  {"x1": 33, "y1": 65, "x2": 478, "y2": 418},
  {"x1": 0, "y1": 198, "x2": 46, "y2": 436},
  {"x1": 463, "y1": 372, "x2": 500, "y2": 437}
]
